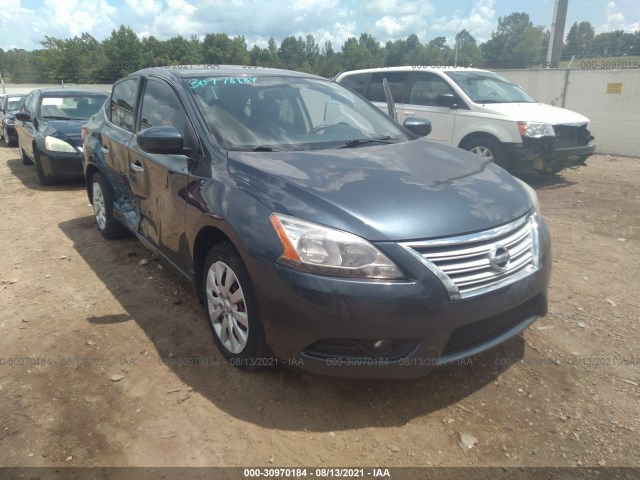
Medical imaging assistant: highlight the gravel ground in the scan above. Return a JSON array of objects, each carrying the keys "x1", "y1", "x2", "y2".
[{"x1": 0, "y1": 145, "x2": 638, "y2": 472}]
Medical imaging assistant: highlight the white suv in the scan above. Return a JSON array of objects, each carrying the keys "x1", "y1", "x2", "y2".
[{"x1": 335, "y1": 67, "x2": 595, "y2": 174}]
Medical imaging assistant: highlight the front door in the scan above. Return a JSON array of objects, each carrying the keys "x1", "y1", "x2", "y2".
[{"x1": 127, "y1": 77, "x2": 196, "y2": 268}]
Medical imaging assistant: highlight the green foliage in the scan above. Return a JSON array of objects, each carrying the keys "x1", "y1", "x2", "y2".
[
  {"x1": 481, "y1": 13, "x2": 546, "y2": 68},
  {"x1": 0, "y1": 18, "x2": 638, "y2": 84}
]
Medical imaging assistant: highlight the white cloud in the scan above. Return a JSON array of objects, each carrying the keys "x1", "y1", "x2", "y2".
[
  {"x1": 430, "y1": 0, "x2": 496, "y2": 44},
  {"x1": 601, "y1": 1, "x2": 639, "y2": 32}
]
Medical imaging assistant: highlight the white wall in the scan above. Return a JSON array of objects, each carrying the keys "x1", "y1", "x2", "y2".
[{"x1": 498, "y1": 69, "x2": 640, "y2": 158}]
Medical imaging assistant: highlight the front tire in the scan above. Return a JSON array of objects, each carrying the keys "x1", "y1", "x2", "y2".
[
  {"x1": 91, "y1": 172, "x2": 129, "y2": 239},
  {"x1": 33, "y1": 150, "x2": 55, "y2": 185},
  {"x1": 462, "y1": 136, "x2": 510, "y2": 170},
  {"x1": 203, "y1": 242, "x2": 268, "y2": 370},
  {"x1": 20, "y1": 147, "x2": 33, "y2": 165}
]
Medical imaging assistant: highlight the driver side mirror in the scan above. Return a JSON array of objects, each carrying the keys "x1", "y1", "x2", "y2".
[
  {"x1": 15, "y1": 112, "x2": 31, "y2": 122},
  {"x1": 403, "y1": 117, "x2": 432, "y2": 137},
  {"x1": 137, "y1": 126, "x2": 184, "y2": 154},
  {"x1": 436, "y1": 93, "x2": 458, "y2": 109}
]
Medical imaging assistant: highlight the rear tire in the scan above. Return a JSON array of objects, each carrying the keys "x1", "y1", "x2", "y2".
[
  {"x1": 203, "y1": 242, "x2": 269, "y2": 370},
  {"x1": 461, "y1": 136, "x2": 510, "y2": 170},
  {"x1": 33, "y1": 150, "x2": 55, "y2": 185},
  {"x1": 91, "y1": 172, "x2": 129, "y2": 239}
]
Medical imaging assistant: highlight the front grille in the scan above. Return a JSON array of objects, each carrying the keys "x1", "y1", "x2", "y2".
[
  {"x1": 400, "y1": 213, "x2": 540, "y2": 300},
  {"x1": 553, "y1": 125, "x2": 579, "y2": 148},
  {"x1": 441, "y1": 295, "x2": 545, "y2": 358}
]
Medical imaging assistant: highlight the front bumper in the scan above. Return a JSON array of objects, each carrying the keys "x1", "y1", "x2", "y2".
[
  {"x1": 38, "y1": 148, "x2": 84, "y2": 179},
  {"x1": 3, "y1": 124, "x2": 19, "y2": 143},
  {"x1": 244, "y1": 219, "x2": 551, "y2": 378},
  {"x1": 506, "y1": 139, "x2": 596, "y2": 174}
]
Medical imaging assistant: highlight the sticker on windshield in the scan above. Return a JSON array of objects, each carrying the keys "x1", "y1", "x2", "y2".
[
  {"x1": 42, "y1": 98, "x2": 64, "y2": 105},
  {"x1": 188, "y1": 77, "x2": 258, "y2": 89}
]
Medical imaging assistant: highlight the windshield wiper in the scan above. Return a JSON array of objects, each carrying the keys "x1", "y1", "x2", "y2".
[
  {"x1": 330, "y1": 136, "x2": 399, "y2": 149},
  {"x1": 228, "y1": 146, "x2": 289, "y2": 152},
  {"x1": 42, "y1": 115, "x2": 73, "y2": 120}
]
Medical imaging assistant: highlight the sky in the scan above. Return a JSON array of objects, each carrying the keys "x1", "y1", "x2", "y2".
[{"x1": 0, "y1": 0, "x2": 639, "y2": 52}]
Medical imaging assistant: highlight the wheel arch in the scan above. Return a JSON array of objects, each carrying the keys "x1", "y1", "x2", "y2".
[
  {"x1": 192, "y1": 225, "x2": 235, "y2": 302},
  {"x1": 458, "y1": 131, "x2": 503, "y2": 150},
  {"x1": 85, "y1": 164, "x2": 100, "y2": 203}
]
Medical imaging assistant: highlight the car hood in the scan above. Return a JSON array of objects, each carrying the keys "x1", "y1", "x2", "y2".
[
  {"x1": 228, "y1": 139, "x2": 533, "y2": 241},
  {"x1": 479, "y1": 102, "x2": 590, "y2": 125},
  {"x1": 41, "y1": 119, "x2": 85, "y2": 148}
]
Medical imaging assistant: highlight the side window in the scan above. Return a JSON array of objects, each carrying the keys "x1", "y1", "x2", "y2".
[
  {"x1": 139, "y1": 79, "x2": 195, "y2": 150},
  {"x1": 367, "y1": 72, "x2": 407, "y2": 103},
  {"x1": 109, "y1": 78, "x2": 138, "y2": 132},
  {"x1": 21, "y1": 93, "x2": 34, "y2": 113},
  {"x1": 339, "y1": 73, "x2": 369, "y2": 96},
  {"x1": 409, "y1": 73, "x2": 455, "y2": 107}
]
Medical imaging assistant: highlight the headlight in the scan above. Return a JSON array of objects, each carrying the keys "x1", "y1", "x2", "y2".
[
  {"x1": 45, "y1": 136, "x2": 76, "y2": 153},
  {"x1": 270, "y1": 213, "x2": 403, "y2": 279},
  {"x1": 5, "y1": 117, "x2": 15, "y2": 126},
  {"x1": 517, "y1": 121, "x2": 555, "y2": 138}
]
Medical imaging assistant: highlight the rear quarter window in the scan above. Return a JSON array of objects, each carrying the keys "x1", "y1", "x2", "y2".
[{"x1": 339, "y1": 73, "x2": 369, "y2": 97}]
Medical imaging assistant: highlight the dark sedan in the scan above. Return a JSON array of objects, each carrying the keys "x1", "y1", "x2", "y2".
[
  {"x1": 0, "y1": 94, "x2": 27, "y2": 146},
  {"x1": 15, "y1": 88, "x2": 108, "y2": 185},
  {"x1": 83, "y1": 66, "x2": 551, "y2": 378}
]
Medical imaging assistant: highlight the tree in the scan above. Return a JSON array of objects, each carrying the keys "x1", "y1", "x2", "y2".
[
  {"x1": 564, "y1": 21, "x2": 595, "y2": 58},
  {"x1": 278, "y1": 36, "x2": 306, "y2": 69},
  {"x1": 453, "y1": 30, "x2": 482, "y2": 66},
  {"x1": 341, "y1": 33, "x2": 383, "y2": 70},
  {"x1": 481, "y1": 13, "x2": 545, "y2": 68},
  {"x1": 424, "y1": 36, "x2": 452, "y2": 65},
  {"x1": 100, "y1": 26, "x2": 144, "y2": 81}
]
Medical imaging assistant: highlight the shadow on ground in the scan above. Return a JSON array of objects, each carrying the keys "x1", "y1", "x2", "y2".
[
  {"x1": 6, "y1": 156, "x2": 85, "y2": 191},
  {"x1": 59, "y1": 215, "x2": 525, "y2": 432}
]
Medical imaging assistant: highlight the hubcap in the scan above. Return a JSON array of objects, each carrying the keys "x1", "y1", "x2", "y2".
[
  {"x1": 206, "y1": 261, "x2": 249, "y2": 354},
  {"x1": 470, "y1": 146, "x2": 495, "y2": 162},
  {"x1": 92, "y1": 181, "x2": 107, "y2": 230}
]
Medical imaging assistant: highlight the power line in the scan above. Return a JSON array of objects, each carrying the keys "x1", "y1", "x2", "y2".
[{"x1": 449, "y1": 0, "x2": 475, "y2": 46}]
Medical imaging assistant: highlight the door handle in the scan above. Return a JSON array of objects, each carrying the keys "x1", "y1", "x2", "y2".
[
  {"x1": 101, "y1": 146, "x2": 109, "y2": 154},
  {"x1": 130, "y1": 161, "x2": 145, "y2": 173}
]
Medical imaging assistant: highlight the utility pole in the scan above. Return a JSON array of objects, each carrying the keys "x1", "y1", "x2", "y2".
[{"x1": 546, "y1": 0, "x2": 569, "y2": 68}]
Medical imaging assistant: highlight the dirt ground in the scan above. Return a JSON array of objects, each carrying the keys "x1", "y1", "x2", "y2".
[{"x1": 0, "y1": 145, "x2": 639, "y2": 471}]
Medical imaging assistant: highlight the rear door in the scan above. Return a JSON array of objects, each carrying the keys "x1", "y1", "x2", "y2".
[
  {"x1": 399, "y1": 71, "x2": 459, "y2": 145},
  {"x1": 364, "y1": 71, "x2": 408, "y2": 119},
  {"x1": 16, "y1": 92, "x2": 38, "y2": 159},
  {"x1": 127, "y1": 77, "x2": 196, "y2": 268}
]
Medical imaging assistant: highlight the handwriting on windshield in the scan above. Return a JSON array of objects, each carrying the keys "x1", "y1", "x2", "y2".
[{"x1": 189, "y1": 77, "x2": 258, "y2": 89}]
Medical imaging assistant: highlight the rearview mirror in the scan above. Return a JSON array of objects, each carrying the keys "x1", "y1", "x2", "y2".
[
  {"x1": 137, "y1": 126, "x2": 183, "y2": 154},
  {"x1": 403, "y1": 117, "x2": 432, "y2": 137}
]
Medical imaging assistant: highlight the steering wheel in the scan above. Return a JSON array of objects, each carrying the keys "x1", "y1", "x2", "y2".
[{"x1": 486, "y1": 90, "x2": 497, "y2": 97}]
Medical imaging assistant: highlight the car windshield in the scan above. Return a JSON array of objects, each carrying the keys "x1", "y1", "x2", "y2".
[
  {"x1": 7, "y1": 96, "x2": 26, "y2": 110},
  {"x1": 185, "y1": 75, "x2": 412, "y2": 150},
  {"x1": 39, "y1": 94, "x2": 107, "y2": 120},
  {"x1": 445, "y1": 71, "x2": 536, "y2": 104}
]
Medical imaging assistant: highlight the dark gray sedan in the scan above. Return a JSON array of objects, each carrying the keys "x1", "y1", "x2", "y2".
[{"x1": 82, "y1": 66, "x2": 551, "y2": 378}]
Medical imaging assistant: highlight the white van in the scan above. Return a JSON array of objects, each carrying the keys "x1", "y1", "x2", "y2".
[{"x1": 335, "y1": 67, "x2": 596, "y2": 174}]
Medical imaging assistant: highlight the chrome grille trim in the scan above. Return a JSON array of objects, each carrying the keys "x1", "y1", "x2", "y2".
[{"x1": 400, "y1": 212, "x2": 541, "y2": 300}]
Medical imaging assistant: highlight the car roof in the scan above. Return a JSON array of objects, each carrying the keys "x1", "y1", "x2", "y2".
[
  {"x1": 37, "y1": 88, "x2": 109, "y2": 96},
  {"x1": 132, "y1": 64, "x2": 326, "y2": 81},
  {"x1": 337, "y1": 66, "x2": 490, "y2": 77}
]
